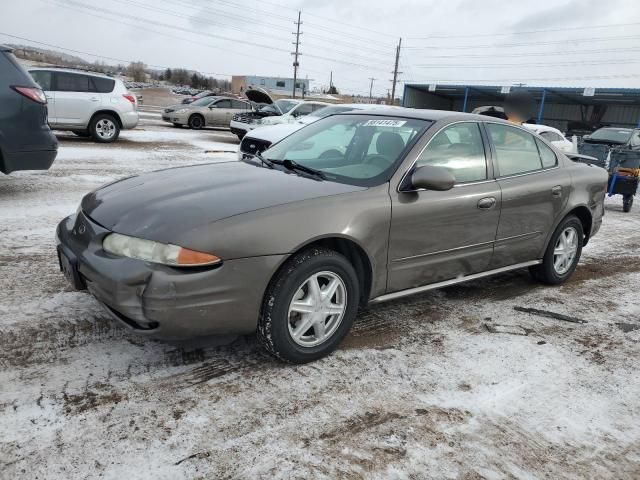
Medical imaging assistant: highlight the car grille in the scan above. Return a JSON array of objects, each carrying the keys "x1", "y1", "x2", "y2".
[
  {"x1": 233, "y1": 112, "x2": 260, "y2": 124},
  {"x1": 240, "y1": 137, "x2": 272, "y2": 155}
]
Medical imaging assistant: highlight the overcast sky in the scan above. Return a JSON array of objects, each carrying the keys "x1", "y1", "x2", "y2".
[{"x1": 1, "y1": 0, "x2": 639, "y2": 96}]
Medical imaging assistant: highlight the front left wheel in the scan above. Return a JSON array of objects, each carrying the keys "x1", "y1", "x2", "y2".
[{"x1": 258, "y1": 247, "x2": 360, "y2": 364}]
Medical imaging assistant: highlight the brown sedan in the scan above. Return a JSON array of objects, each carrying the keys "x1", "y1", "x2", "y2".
[{"x1": 56, "y1": 109, "x2": 608, "y2": 363}]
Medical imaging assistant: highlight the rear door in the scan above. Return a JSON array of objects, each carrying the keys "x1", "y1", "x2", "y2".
[
  {"x1": 486, "y1": 122, "x2": 570, "y2": 267},
  {"x1": 387, "y1": 121, "x2": 501, "y2": 291},
  {"x1": 51, "y1": 72, "x2": 98, "y2": 126},
  {"x1": 29, "y1": 70, "x2": 55, "y2": 122}
]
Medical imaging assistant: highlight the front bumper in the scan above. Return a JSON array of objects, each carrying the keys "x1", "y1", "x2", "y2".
[
  {"x1": 56, "y1": 212, "x2": 286, "y2": 339},
  {"x1": 229, "y1": 120, "x2": 255, "y2": 134}
]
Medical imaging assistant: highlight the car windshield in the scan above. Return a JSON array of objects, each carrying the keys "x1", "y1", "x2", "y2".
[
  {"x1": 306, "y1": 105, "x2": 359, "y2": 119},
  {"x1": 262, "y1": 114, "x2": 430, "y2": 187},
  {"x1": 587, "y1": 128, "x2": 633, "y2": 144},
  {"x1": 191, "y1": 97, "x2": 216, "y2": 106},
  {"x1": 275, "y1": 99, "x2": 298, "y2": 114}
]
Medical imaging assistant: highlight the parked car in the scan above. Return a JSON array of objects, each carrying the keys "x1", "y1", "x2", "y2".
[
  {"x1": 0, "y1": 45, "x2": 57, "y2": 174},
  {"x1": 162, "y1": 96, "x2": 252, "y2": 129},
  {"x1": 181, "y1": 90, "x2": 216, "y2": 105},
  {"x1": 57, "y1": 109, "x2": 607, "y2": 363},
  {"x1": 29, "y1": 67, "x2": 138, "y2": 143},
  {"x1": 583, "y1": 127, "x2": 640, "y2": 149},
  {"x1": 523, "y1": 124, "x2": 575, "y2": 153},
  {"x1": 229, "y1": 87, "x2": 327, "y2": 139},
  {"x1": 238, "y1": 103, "x2": 397, "y2": 158}
]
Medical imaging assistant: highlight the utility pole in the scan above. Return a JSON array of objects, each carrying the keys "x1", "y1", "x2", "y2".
[
  {"x1": 368, "y1": 77, "x2": 376, "y2": 103},
  {"x1": 291, "y1": 11, "x2": 302, "y2": 99},
  {"x1": 390, "y1": 37, "x2": 402, "y2": 105},
  {"x1": 329, "y1": 70, "x2": 333, "y2": 91}
]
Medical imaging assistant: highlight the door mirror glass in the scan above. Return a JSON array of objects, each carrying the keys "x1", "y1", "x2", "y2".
[{"x1": 410, "y1": 165, "x2": 455, "y2": 191}]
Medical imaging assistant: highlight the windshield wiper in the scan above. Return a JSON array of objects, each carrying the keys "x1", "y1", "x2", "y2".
[
  {"x1": 249, "y1": 150, "x2": 274, "y2": 169},
  {"x1": 272, "y1": 159, "x2": 326, "y2": 180}
]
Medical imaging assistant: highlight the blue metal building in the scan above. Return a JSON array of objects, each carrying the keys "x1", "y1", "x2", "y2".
[{"x1": 402, "y1": 84, "x2": 640, "y2": 131}]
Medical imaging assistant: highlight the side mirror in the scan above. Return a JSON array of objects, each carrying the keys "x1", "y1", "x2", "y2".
[{"x1": 408, "y1": 165, "x2": 455, "y2": 191}]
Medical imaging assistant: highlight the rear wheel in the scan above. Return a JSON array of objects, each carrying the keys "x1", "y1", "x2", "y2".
[
  {"x1": 623, "y1": 194, "x2": 634, "y2": 213},
  {"x1": 89, "y1": 114, "x2": 120, "y2": 143},
  {"x1": 188, "y1": 114, "x2": 204, "y2": 130},
  {"x1": 529, "y1": 215, "x2": 583, "y2": 285},
  {"x1": 258, "y1": 247, "x2": 359, "y2": 363}
]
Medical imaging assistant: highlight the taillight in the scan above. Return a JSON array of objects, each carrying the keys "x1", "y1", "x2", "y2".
[
  {"x1": 11, "y1": 86, "x2": 47, "y2": 104},
  {"x1": 123, "y1": 94, "x2": 136, "y2": 104}
]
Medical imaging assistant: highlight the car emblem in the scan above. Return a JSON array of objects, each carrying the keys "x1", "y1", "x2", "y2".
[
  {"x1": 78, "y1": 223, "x2": 86, "y2": 234},
  {"x1": 250, "y1": 144, "x2": 256, "y2": 149}
]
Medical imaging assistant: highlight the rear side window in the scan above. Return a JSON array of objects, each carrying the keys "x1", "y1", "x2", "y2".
[
  {"x1": 231, "y1": 99, "x2": 250, "y2": 109},
  {"x1": 487, "y1": 123, "x2": 543, "y2": 176},
  {"x1": 214, "y1": 99, "x2": 232, "y2": 108},
  {"x1": 535, "y1": 138, "x2": 558, "y2": 168},
  {"x1": 90, "y1": 76, "x2": 115, "y2": 93},
  {"x1": 416, "y1": 122, "x2": 487, "y2": 183},
  {"x1": 54, "y1": 72, "x2": 90, "y2": 92},
  {"x1": 30, "y1": 70, "x2": 53, "y2": 90},
  {"x1": 540, "y1": 131, "x2": 562, "y2": 142}
]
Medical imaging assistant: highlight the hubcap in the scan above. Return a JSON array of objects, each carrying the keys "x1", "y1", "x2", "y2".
[
  {"x1": 95, "y1": 119, "x2": 116, "y2": 139},
  {"x1": 553, "y1": 226, "x2": 579, "y2": 275},
  {"x1": 287, "y1": 271, "x2": 347, "y2": 347}
]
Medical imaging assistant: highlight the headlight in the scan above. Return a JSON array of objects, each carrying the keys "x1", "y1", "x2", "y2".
[
  {"x1": 103, "y1": 233, "x2": 221, "y2": 267},
  {"x1": 175, "y1": 108, "x2": 189, "y2": 114}
]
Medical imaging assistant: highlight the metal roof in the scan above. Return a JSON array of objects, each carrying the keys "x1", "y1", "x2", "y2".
[{"x1": 403, "y1": 84, "x2": 640, "y2": 106}]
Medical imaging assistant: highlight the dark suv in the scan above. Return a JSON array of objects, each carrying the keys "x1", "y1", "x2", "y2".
[{"x1": 0, "y1": 45, "x2": 57, "y2": 174}]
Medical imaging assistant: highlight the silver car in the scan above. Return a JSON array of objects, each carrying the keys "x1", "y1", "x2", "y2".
[
  {"x1": 162, "y1": 96, "x2": 253, "y2": 129},
  {"x1": 56, "y1": 109, "x2": 608, "y2": 363},
  {"x1": 29, "y1": 68, "x2": 138, "y2": 143}
]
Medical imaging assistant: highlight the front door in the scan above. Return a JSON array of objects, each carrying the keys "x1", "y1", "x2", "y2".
[
  {"x1": 485, "y1": 122, "x2": 570, "y2": 268},
  {"x1": 388, "y1": 122, "x2": 501, "y2": 292},
  {"x1": 207, "y1": 99, "x2": 233, "y2": 127},
  {"x1": 52, "y1": 72, "x2": 99, "y2": 126}
]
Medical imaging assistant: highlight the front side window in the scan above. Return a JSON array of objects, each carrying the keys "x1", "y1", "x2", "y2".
[
  {"x1": 487, "y1": 123, "x2": 543, "y2": 176},
  {"x1": 416, "y1": 122, "x2": 487, "y2": 183},
  {"x1": 231, "y1": 100, "x2": 250, "y2": 109},
  {"x1": 30, "y1": 70, "x2": 52, "y2": 90},
  {"x1": 263, "y1": 115, "x2": 430, "y2": 186},
  {"x1": 54, "y1": 72, "x2": 90, "y2": 92}
]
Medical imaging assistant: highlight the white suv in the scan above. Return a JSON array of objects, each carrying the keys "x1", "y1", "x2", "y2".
[{"x1": 29, "y1": 68, "x2": 138, "y2": 143}]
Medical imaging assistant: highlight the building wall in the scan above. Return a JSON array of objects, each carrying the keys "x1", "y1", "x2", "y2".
[{"x1": 231, "y1": 75, "x2": 309, "y2": 95}]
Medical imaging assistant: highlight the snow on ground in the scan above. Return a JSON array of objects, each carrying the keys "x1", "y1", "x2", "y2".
[{"x1": 1, "y1": 117, "x2": 639, "y2": 479}]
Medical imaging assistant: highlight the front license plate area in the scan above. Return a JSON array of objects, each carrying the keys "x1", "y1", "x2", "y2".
[{"x1": 57, "y1": 246, "x2": 86, "y2": 290}]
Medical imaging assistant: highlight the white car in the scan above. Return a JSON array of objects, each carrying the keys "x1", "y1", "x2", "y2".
[
  {"x1": 29, "y1": 68, "x2": 138, "y2": 143},
  {"x1": 238, "y1": 103, "x2": 395, "y2": 158},
  {"x1": 229, "y1": 87, "x2": 328, "y2": 140},
  {"x1": 523, "y1": 124, "x2": 575, "y2": 153}
]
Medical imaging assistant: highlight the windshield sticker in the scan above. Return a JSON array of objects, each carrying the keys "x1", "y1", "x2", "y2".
[{"x1": 363, "y1": 119, "x2": 407, "y2": 127}]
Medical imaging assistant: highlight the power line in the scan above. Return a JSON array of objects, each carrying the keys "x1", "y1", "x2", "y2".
[
  {"x1": 413, "y1": 59, "x2": 640, "y2": 68},
  {"x1": 406, "y1": 46, "x2": 640, "y2": 59},
  {"x1": 406, "y1": 20, "x2": 640, "y2": 39},
  {"x1": 404, "y1": 33, "x2": 640, "y2": 50}
]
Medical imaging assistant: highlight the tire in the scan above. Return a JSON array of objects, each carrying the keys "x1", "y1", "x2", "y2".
[
  {"x1": 258, "y1": 247, "x2": 360, "y2": 364},
  {"x1": 71, "y1": 130, "x2": 90, "y2": 137},
  {"x1": 188, "y1": 114, "x2": 204, "y2": 130},
  {"x1": 623, "y1": 194, "x2": 634, "y2": 213},
  {"x1": 529, "y1": 215, "x2": 584, "y2": 285},
  {"x1": 236, "y1": 133, "x2": 245, "y2": 141},
  {"x1": 89, "y1": 114, "x2": 120, "y2": 143}
]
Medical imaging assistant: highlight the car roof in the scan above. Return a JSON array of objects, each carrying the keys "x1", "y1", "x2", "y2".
[
  {"x1": 29, "y1": 66, "x2": 118, "y2": 80},
  {"x1": 342, "y1": 107, "x2": 508, "y2": 123}
]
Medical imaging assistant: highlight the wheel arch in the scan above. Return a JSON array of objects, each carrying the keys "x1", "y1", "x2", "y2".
[
  {"x1": 90, "y1": 110, "x2": 122, "y2": 128},
  {"x1": 189, "y1": 112, "x2": 205, "y2": 126},
  {"x1": 270, "y1": 234, "x2": 374, "y2": 307},
  {"x1": 541, "y1": 205, "x2": 593, "y2": 256}
]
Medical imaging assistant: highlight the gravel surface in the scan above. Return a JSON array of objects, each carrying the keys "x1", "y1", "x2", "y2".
[{"x1": 1, "y1": 115, "x2": 639, "y2": 479}]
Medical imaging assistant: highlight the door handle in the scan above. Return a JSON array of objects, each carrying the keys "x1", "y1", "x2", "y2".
[
  {"x1": 89, "y1": 97, "x2": 100, "y2": 102},
  {"x1": 477, "y1": 197, "x2": 496, "y2": 209},
  {"x1": 551, "y1": 185, "x2": 563, "y2": 197}
]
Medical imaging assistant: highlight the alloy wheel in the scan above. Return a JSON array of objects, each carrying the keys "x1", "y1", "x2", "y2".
[
  {"x1": 553, "y1": 226, "x2": 579, "y2": 275},
  {"x1": 287, "y1": 271, "x2": 347, "y2": 347},
  {"x1": 95, "y1": 119, "x2": 116, "y2": 139}
]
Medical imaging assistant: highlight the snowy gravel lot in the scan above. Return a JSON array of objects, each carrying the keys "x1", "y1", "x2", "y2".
[{"x1": 1, "y1": 112, "x2": 639, "y2": 479}]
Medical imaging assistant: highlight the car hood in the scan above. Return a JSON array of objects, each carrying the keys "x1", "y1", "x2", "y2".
[
  {"x1": 244, "y1": 87, "x2": 274, "y2": 105},
  {"x1": 82, "y1": 161, "x2": 365, "y2": 244},
  {"x1": 247, "y1": 123, "x2": 305, "y2": 144}
]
